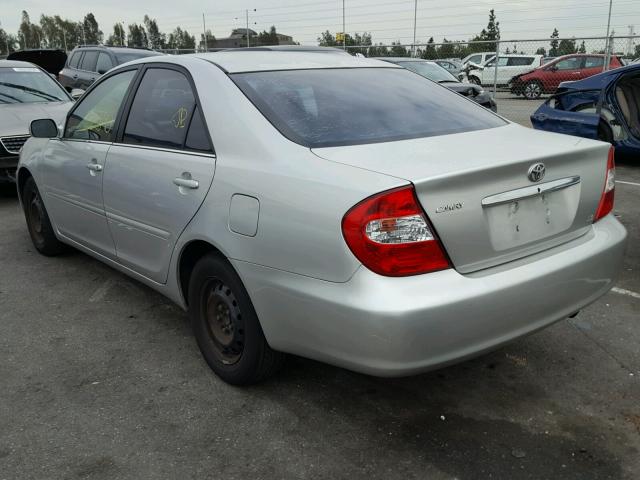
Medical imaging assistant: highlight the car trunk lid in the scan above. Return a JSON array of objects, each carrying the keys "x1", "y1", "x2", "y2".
[{"x1": 312, "y1": 123, "x2": 609, "y2": 273}]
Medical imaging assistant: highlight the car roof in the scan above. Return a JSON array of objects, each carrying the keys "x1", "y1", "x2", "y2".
[
  {"x1": 561, "y1": 63, "x2": 640, "y2": 90},
  {"x1": 189, "y1": 50, "x2": 398, "y2": 73},
  {"x1": 0, "y1": 59, "x2": 43, "y2": 69}
]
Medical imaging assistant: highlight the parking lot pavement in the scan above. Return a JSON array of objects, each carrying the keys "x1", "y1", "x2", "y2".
[
  {"x1": 494, "y1": 92, "x2": 545, "y2": 127},
  {"x1": 0, "y1": 164, "x2": 638, "y2": 480}
]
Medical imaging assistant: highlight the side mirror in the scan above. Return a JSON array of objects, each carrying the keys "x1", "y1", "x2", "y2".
[
  {"x1": 97, "y1": 69, "x2": 107, "y2": 75},
  {"x1": 548, "y1": 65, "x2": 558, "y2": 72},
  {"x1": 70, "y1": 88, "x2": 85, "y2": 100},
  {"x1": 30, "y1": 119, "x2": 59, "y2": 138}
]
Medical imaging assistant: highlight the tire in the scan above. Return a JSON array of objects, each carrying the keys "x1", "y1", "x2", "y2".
[
  {"x1": 468, "y1": 76, "x2": 481, "y2": 86},
  {"x1": 22, "y1": 176, "x2": 66, "y2": 256},
  {"x1": 523, "y1": 81, "x2": 543, "y2": 100},
  {"x1": 188, "y1": 253, "x2": 285, "y2": 385}
]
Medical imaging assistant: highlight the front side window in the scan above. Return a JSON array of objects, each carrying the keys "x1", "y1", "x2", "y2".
[
  {"x1": 232, "y1": 68, "x2": 506, "y2": 148},
  {"x1": 555, "y1": 57, "x2": 582, "y2": 70},
  {"x1": 0, "y1": 67, "x2": 69, "y2": 104},
  {"x1": 65, "y1": 70, "x2": 136, "y2": 141},
  {"x1": 585, "y1": 57, "x2": 604, "y2": 68},
  {"x1": 80, "y1": 51, "x2": 98, "y2": 72},
  {"x1": 96, "y1": 53, "x2": 113, "y2": 74},
  {"x1": 467, "y1": 55, "x2": 481, "y2": 65},
  {"x1": 69, "y1": 52, "x2": 81, "y2": 69},
  {"x1": 123, "y1": 68, "x2": 196, "y2": 149}
]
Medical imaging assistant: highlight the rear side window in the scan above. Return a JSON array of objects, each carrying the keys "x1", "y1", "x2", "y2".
[
  {"x1": 508, "y1": 57, "x2": 534, "y2": 66},
  {"x1": 232, "y1": 68, "x2": 506, "y2": 148},
  {"x1": 555, "y1": 57, "x2": 582, "y2": 70},
  {"x1": 69, "y1": 52, "x2": 82, "y2": 68},
  {"x1": 80, "y1": 51, "x2": 98, "y2": 71},
  {"x1": 65, "y1": 70, "x2": 136, "y2": 141},
  {"x1": 184, "y1": 106, "x2": 213, "y2": 153},
  {"x1": 96, "y1": 53, "x2": 113, "y2": 74},
  {"x1": 123, "y1": 68, "x2": 196, "y2": 150}
]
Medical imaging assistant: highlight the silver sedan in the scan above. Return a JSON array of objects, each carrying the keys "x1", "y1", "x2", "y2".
[{"x1": 17, "y1": 50, "x2": 627, "y2": 385}]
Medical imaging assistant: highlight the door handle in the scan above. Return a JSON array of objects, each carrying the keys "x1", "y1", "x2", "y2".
[
  {"x1": 173, "y1": 177, "x2": 199, "y2": 189},
  {"x1": 86, "y1": 162, "x2": 103, "y2": 172}
]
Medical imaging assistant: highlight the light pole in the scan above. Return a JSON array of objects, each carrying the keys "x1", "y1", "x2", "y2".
[
  {"x1": 202, "y1": 13, "x2": 208, "y2": 52},
  {"x1": 120, "y1": 22, "x2": 125, "y2": 47},
  {"x1": 246, "y1": 9, "x2": 256, "y2": 47},
  {"x1": 603, "y1": 0, "x2": 613, "y2": 71},
  {"x1": 412, "y1": 0, "x2": 418, "y2": 57},
  {"x1": 342, "y1": 0, "x2": 346, "y2": 50}
]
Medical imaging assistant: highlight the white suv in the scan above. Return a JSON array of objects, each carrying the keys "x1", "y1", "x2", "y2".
[
  {"x1": 461, "y1": 52, "x2": 495, "y2": 67},
  {"x1": 468, "y1": 54, "x2": 543, "y2": 86}
]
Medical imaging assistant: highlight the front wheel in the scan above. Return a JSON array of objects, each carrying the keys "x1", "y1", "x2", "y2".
[
  {"x1": 523, "y1": 81, "x2": 543, "y2": 100},
  {"x1": 188, "y1": 254, "x2": 285, "y2": 385},
  {"x1": 22, "y1": 176, "x2": 66, "y2": 256}
]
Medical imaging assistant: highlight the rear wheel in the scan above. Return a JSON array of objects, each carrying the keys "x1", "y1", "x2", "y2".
[
  {"x1": 22, "y1": 176, "x2": 66, "y2": 256},
  {"x1": 188, "y1": 254, "x2": 285, "y2": 385},
  {"x1": 523, "y1": 81, "x2": 543, "y2": 100}
]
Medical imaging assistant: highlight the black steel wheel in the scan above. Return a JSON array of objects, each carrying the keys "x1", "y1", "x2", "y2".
[
  {"x1": 188, "y1": 253, "x2": 285, "y2": 385},
  {"x1": 22, "y1": 176, "x2": 65, "y2": 256}
]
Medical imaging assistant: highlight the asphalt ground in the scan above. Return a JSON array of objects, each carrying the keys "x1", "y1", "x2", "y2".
[{"x1": 0, "y1": 161, "x2": 638, "y2": 479}]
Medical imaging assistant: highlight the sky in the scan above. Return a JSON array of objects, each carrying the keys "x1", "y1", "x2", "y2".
[{"x1": 0, "y1": 0, "x2": 639, "y2": 48}]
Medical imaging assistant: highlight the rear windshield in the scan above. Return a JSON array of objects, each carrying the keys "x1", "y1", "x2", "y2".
[
  {"x1": 115, "y1": 51, "x2": 162, "y2": 65},
  {"x1": 0, "y1": 67, "x2": 69, "y2": 104},
  {"x1": 232, "y1": 68, "x2": 506, "y2": 148}
]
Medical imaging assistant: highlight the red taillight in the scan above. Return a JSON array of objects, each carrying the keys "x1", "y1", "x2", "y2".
[
  {"x1": 594, "y1": 146, "x2": 615, "y2": 222},
  {"x1": 341, "y1": 185, "x2": 450, "y2": 276}
]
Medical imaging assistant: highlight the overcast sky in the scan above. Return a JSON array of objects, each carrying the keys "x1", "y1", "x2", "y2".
[{"x1": 1, "y1": 0, "x2": 638, "y2": 47}]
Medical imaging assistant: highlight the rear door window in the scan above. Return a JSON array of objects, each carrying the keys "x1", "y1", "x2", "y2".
[
  {"x1": 65, "y1": 70, "x2": 137, "y2": 141},
  {"x1": 123, "y1": 68, "x2": 196, "y2": 150},
  {"x1": 507, "y1": 57, "x2": 534, "y2": 66},
  {"x1": 555, "y1": 57, "x2": 583, "y2": 70},
  {"x1": 232, "y1": 68, "x2": 506, "y2": 148},
  {"x1": 585, "y1": 57, "x2": 604, "y2": 68},
  {"x1": 80, "y1": 51, "x2": 98, "y2": 72}
]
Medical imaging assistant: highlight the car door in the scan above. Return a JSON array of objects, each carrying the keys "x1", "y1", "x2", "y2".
[
  {"x1": 102, "y1": 66, "x2": 216, "y2": 284},
  {"x1": 42, "y1": 68, "x2": 138, "y2": 258},
  {"x1": 96, "y1": 52, "x2": 114, "y2": 76},
  {"x1": 481, "y1": 56, "x2": 507, "y2": 84},
  {"x1": 546, "y1": 56, "x2": 584, "y2": 90},
  {"x1": 582, "y1": 56, "x2": 605, "y2": 79},
  {"x1": 78, "y1": 50, "x2": 99, "y2": 89}
]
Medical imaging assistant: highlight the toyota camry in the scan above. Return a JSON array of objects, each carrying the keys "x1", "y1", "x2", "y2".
[{"x1": 17, "y1": 49, "x2": 627, "y2": 385}]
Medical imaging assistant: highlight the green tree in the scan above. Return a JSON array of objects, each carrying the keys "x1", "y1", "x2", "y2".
[
  {"x1": 558, "y1": 38, "x2": 576, "y2": 56},
  {"x1": 199, "y1": 29, "x2": 216, "y2": 51},
  {"x1": 421, "y1": 37, "x2": 436, "y2": 59},
  {"x1": 18, "y1": 11, "x2": 43, "y2": 49},
  {"x1": 167, "y1": 26, "x2": 195, "y2": 50},
  {"x1": 578, "y1": 40, "x2": 586, "y2": 53},
  {"x1": 535, "y1": 46, "x2": 547, "y2": 55},
  {"x1": 82, "y1": 13, "x2": 102, "y2": 44},
  {"x1": 549, "y1": 28, "x2": 559, "y2": 56},
  {"x1": 317, "y1": 30, "x2": 337, "y2": 46},
  {"x1": 106, "y1": 23, "x2": 126, "y2": 46},
  {"x1": 144, "y1": 15, "x2": 165, "y2": 49},
  {"x1": 258, "y1": 26, "x2": 279, "y2": 46},
  {"x1": 0, "y1": 28, "x2": 19, "y2": 54},
  {"x1": 317, "y1": 30, "x2": 373, "y2": 55},
  {"x1": 127, "y1": 23, "x2": 147, "y2": 48}
]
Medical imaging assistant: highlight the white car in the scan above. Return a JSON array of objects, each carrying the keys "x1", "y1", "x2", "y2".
[
  {"x1": 468, "y1": 54, "x2": 544, "y2": 86},
  {"x1": 461, "y1": 51, "x2": 495, "y2": 67}
]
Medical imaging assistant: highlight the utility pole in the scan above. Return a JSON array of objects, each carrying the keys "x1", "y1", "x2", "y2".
[
  {"x1": 120, "y1": 22, "x2": 125, "y2": 47},
  {"x1": 412, "y1": 0, "x2": 418, "y2": 57},
  {"x1": 202, "y1": 13, "x2": 208, "y2": 52},
  {"x1": 627, "y1": 25, "x2": 635, "y2": 56},
  {"x1": 603, "y1": 0, "x2": 613, "y2": 71},
  {"x1": 342, "y1": 0, "x2": 346, "y2": 50},
  {"x1": 80, "y1": 22, "x2": 86, "y2": 45},
  {"x1": 62, "y1": 29, "x2": 67, "y2": 52}
]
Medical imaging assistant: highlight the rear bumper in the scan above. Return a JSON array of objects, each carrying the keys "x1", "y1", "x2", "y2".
[{"x1": 233, "y1": 215, "x2": 627, "y2": 377}]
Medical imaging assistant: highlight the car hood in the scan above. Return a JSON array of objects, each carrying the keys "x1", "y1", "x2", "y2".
[
  {"x1": 0, "y1": 102, "x2": 72, "y2": 137},
  {"x1": 438, "y1": 81, "x2": 483, "y2": 95}
]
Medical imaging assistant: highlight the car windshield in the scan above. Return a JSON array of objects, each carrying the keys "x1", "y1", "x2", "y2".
[
  {"x1": 398, "y1": 61, "x2": 458, "y2": 83},
  {"x1": 232, "y1": 67, "x2": 506, "y2": 148},
  {"x1": 0, "y1": 67, "x2": 69, "y2": 104},
  {"x1": 114, "y1": 51, "x2": 162, "y2": 64}
]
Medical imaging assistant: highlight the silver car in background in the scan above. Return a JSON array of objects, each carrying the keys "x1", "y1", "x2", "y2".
[
  {"x1": 18, "y1": 51, "x2": 626, "y2": 385},
  {"x1": 0, "y1": 60, "x2": 72, "y2": 184}
]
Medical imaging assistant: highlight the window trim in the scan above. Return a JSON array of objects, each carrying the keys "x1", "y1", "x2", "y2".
[
  {"x1": 96, "y1": 52, "x2": 114, "y2": 74},
  {"x1": 114, "y1": 63, "x2": 215, "y2": 155},
  {"x1": 79, "y1": 49, "x2": 100, "y2": 73},
  {"x1": 62, "y1": 65, "x2": 142, "y2": 142}
]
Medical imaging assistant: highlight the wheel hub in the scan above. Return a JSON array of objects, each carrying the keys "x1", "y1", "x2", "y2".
[{"x1": 205, "y1": 281, "x2": 245, "y2": 365}]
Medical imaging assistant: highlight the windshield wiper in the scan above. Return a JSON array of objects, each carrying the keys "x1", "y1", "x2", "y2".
[
  {"x1": 0, "y1": 82, "x2": 62, "y2": 102},
  {"x1": 0, "y1": 92, "x2": 24, "y2": 103}
]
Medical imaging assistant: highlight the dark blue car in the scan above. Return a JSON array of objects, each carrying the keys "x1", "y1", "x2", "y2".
[{"x1": 531, "y1": 63, "x2": 640, "y2": 159}]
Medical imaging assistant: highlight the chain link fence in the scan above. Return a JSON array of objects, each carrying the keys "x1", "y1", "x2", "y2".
[{"x1": 345, "y1": 36, "x2": 637, "y2": 126}]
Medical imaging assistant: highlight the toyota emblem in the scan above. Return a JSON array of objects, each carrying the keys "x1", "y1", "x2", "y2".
[{"x1": 527, "y1": 163, "x2": 546, "y2": 182}]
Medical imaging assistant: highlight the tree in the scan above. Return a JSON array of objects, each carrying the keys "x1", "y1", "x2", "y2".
[
  {"x1": 558, "y1": 38, "x2": 576, "y2": 56},
  {"x1": 18, "y1": 11, "x2": 43, "y2": 49},
  {"x1": 0, "y1": 28, "x2": 19, "y2": 54},
  {"x1": 549, "y1": 28, "x2": 559, "y2": 56},
  {"x1": 257, "y1": 26, "x2": 279, "y2": 46},
  {"x1": 535, "y1": 47, "x2": 546, "y2": 55},
  {"x1": 578, "y1": 40, "x2": 586, "y2": 54},
  {"x1": 106, "y1": 23, "x2": 126, "y2": 46},
  {"x1": 82, "y1": 13, "x2": 102, "y2": 44},
  {"x1": 317, "y1": 30, "x2": 373, "y2": 55},
  {"x1": 144, "y1": 15, "x2": 165, "y2": 49},
  {"x1": 421, "y1": 37, "x2": 436, "y2": 59},
  {"x1": 199, "y1": 29, "x2": 216, "y2": 51},
  {"x1": 167, "y1": 26, "x2": 195, "y2": 50},
  {"x1": 127, "y1": 23, "x2": 147, "y2": 48},
  {"x1": 635, "y1": 44, "x2": 640, "y2": 58}
]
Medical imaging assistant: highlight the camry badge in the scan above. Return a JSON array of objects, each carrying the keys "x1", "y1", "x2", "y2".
[{"x1": 528, "y1": 163, "x2": 546, "y2": 182}]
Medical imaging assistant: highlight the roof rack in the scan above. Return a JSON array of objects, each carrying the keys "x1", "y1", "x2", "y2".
[{"x1": 77, "y1": 44, "x2": 154, "y2": 51}]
